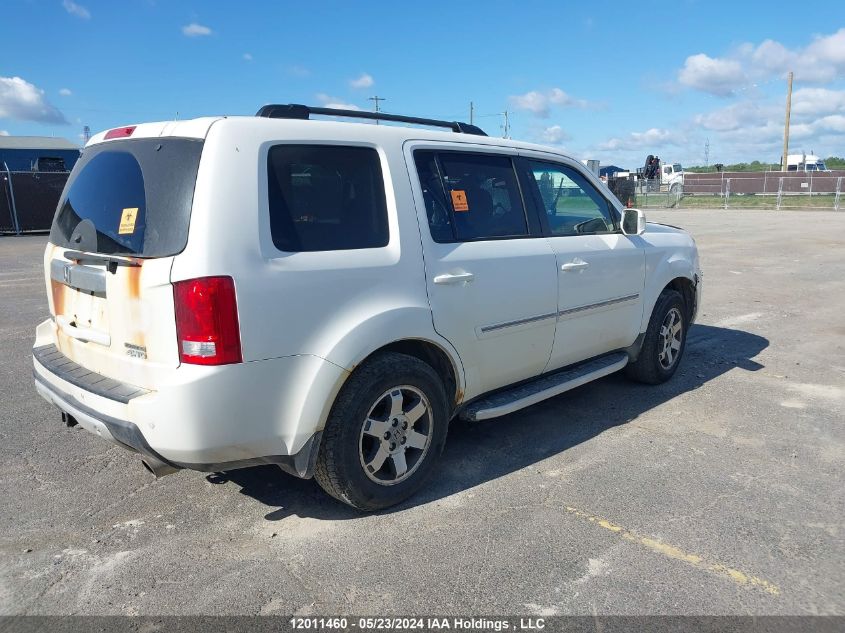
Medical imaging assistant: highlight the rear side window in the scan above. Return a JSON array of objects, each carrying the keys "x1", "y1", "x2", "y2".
[
  {"x1": 414, "y1": 150, "x2": 528, "y2": 242},
  {"x1": 267, "y1": 145, "x2": 389, "y2": 252},
  {"x1": 50, "y1": 138, "x2": 203, "y2": 257}
]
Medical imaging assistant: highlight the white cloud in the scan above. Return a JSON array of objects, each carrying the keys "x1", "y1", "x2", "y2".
[
  {"x1": 689, "y1": 86, "x2": 845, "y2": 149},
  {"x1": 816, "y1": 114, "x2": 845, "y2": 133},
  {"x1": 62, "y1": 0, "x2": 90, "y2": 20},
  {"x1": 677, "y1": 28, "x2": 845, "y2": 96},
  {"x1": 242, "y1": 53, "x2": 253, "y2": 61},
  {"x1": 316, "y1": 93, "x2": 360, "y2": 111},
  {"x1": 692, "y1": 101, "x2": 779, "y2": 132},
  {"x1": 182, "y1": 23, "x2": 212, "y2": 37},
  {"x1": 58, "y1": 88, "x2": 72, "y2": 96},
  {"x1": 0, "y1": 76, "x2": 67, "y2": 124},
  {"x1": 541, "y1": 125, "x2": 570, "y2": 144},
  {"x1": 349, "y1": 73, "x2": 374, "y2": 89},
  {"x1": 598, "y1": 128, "x2": 676, "y2": 152},
  {"x1": 509, "y1": 88, "x2": 591, "y2": 118},
  {"x1": 791, "y1": 88, "x2": 845, "y2": 117},
  {"x1": 678, "y1": 54, "x2": 745, "y2": 96},
  {"x1": 286, "y1": 65, "x2": 310, "y2": 77},
  {"x1": 0, "y1": 130, "x2": 9, "y2": 136}
]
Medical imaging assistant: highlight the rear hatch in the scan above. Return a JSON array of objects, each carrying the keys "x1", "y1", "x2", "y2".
[{"x1": 44, "y1": 136, "x2": 203, "y2": 390}]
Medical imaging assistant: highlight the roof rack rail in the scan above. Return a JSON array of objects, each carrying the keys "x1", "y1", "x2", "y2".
[{"x1": 255, "y1": 103, "x2": 487, "y2": 137}]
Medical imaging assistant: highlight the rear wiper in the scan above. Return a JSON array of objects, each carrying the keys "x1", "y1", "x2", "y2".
[{"x1": 63, "y1": 250, "x2": 141, "y2": 272}]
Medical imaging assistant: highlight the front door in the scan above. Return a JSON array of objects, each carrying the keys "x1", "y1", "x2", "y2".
[
  {"x1": 408, "y1": 146, "x2": 558, "y2": 398},
  {"x1": 520, "y1": 156, "x2": 645, "y2": 370}
]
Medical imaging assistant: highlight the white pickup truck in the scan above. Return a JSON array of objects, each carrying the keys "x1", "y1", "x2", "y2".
[{"x1": 33, "y1": 104, "x2": 702, "y2": 510}]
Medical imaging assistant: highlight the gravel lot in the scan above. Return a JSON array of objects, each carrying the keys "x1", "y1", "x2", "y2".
[{"x1": 1, "y1": 210, "x2": 843, "y2": 616}]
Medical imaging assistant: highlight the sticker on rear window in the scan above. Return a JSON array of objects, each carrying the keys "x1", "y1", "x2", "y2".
[
  {"x1": 450, "y1": 190, "x2": 469, "y2": 212},
  {"x1": 118, "y1": 207, "x2": 139, "y2": 235}
]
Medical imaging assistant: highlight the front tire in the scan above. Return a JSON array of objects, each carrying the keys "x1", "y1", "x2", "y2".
[
  {"x1": 626, "y1": 289, "x2": 687, "y2": 384},
  {"x1": 314, "y1": 352, "x2": 449, "y2": 511}
]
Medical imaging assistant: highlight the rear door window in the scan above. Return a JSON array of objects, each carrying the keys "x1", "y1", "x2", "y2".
[
  {"x1": 50, "y1": 138, "x2": 203, "y2": 257},
  {"x1": 414, "y1": 150, "x2": 529, "y2": 242},
  {"x1": 267, "y1": 145, "x2": 389, "y2": 252}
]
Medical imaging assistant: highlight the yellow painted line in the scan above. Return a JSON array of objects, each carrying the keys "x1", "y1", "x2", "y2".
[{"x1": 564, "y1": 506, "x2": 780, "y2": 596}]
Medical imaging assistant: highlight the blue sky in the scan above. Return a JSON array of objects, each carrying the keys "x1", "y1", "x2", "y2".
[{"x1": 2, "y1": 0, "x2": 844, "y2": 168}]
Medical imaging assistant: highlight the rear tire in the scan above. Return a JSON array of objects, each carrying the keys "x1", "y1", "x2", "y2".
[
  {"x1": 314, "y1": 352, "x2": 449, "y2": 511},
  {"x1": 626, "y1": 289, "x2": 687, "y2": 384}
]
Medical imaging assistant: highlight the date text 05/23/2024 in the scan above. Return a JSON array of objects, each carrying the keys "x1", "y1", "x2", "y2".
[{"x1": 289, "y1": 617, "x2": 547, "y2": 631}]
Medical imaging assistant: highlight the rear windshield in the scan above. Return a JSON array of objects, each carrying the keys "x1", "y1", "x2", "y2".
[{"x1": 49, "y1": 137, "x2": 203, "y2": 257}]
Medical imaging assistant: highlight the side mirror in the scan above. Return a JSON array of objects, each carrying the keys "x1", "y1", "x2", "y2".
[{"x1": 621, "y1": 208, "x2": 646, "y2": 236}]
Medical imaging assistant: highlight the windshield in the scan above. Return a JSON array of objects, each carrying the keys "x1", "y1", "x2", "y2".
[
  {"x1": 672, "y1": 163, "x2": 683, "y2": 173},
  {"x1": 49, "y1": 138, "x2": 203, "y2": 257}
]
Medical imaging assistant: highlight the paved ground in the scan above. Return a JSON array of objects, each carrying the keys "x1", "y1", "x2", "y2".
[{"x1": 0, "y1": 210, "x2": 843, "y2": 616}]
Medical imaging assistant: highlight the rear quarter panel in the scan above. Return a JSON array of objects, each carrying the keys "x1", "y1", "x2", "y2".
[{"x1": 170, "y1": 118, "x2": 463, "y2": 383}]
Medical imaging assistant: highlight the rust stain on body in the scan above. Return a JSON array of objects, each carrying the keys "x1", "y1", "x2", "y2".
[
  {"x1": 127, "y1": 263, "x2": 142, "y2": 299},
  {"x1": 50, "y1": 280, "x2": 66, "y2": 318}
]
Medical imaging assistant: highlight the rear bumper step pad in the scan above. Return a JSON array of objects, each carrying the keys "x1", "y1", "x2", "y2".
[{"x1": 33, "y1": 344, "x2": 149, "y2": 404}]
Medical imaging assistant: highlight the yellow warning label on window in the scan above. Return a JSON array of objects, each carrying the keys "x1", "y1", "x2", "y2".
[
  {"x1": 118, "y1": 207, "x2": 138, "y2": 235},
  {"x1": 451, "y1": 190, "x2": 469, "y2": 212}
]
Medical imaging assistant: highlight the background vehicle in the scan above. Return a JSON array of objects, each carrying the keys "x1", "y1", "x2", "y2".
[
  {"x1": 637, "y1": 155, "x2": 685, "y2": 193},
  {"x1": 784, "y1": 153, "x2": 830, "y2": 172},
  {"x1": 32, "y1": 105, "x2": 701, "y2": 510}
]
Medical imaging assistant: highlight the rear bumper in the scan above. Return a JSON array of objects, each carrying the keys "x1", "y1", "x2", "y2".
[
  {"x1": 32, "y1": 340, "x2": 347, "y2": 477},
  {"x1": 34, "y1": 368, "x2": 322, "y2": 477}
]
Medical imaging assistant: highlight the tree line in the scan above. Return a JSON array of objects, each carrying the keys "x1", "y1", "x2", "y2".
[{"x1": 685, "y1": 157, "x2": 845, "y2": 172}]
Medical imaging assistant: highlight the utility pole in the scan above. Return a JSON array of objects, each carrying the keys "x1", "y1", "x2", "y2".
[
  {"x1": 781, "y1": 71, "x2": 793, "y2": 171},
  {"x1": 369, "y1": 95, "x2": 385, "y2": 124},
  {"x1": 704, "y1": 138, "x2": 710, "y2": 168},
  {"x1": 469, "y1": 101, "x2": 474, "y2": 125},
  {"x1": 501, "y1": 109, "x2": 510, "y2": 139}
]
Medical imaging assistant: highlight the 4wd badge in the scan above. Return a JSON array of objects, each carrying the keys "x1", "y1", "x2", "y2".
[{"x1": 124, "y1": 342, "x2": 147, "y2": 360}]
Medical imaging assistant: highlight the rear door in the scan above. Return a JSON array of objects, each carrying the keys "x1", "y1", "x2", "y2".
[
  {"x1": 409, "y1": 145, "x2": 557, "y2": 397},
  {"x1": 518, "y1": 155, "x2": 645, "y2": 370},
  {"x1": 44, "y1": 137, "x2": 203, "y2": 390}
]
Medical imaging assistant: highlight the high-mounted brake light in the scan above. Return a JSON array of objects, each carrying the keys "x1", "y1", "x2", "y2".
[
  {"x1": 173, "y1": 276, "x2": 242, "y2": 366},
  {"x1": 104, "y1": 126, "x2": 136, "y2": 140}
]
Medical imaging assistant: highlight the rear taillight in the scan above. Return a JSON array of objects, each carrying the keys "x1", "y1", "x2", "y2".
[
  {"x1": 104, "y1": 126, "x2": 136, "y2": 140},
  {"x1": 173, "y1": 276, "x2": 242, "y2": 366}
]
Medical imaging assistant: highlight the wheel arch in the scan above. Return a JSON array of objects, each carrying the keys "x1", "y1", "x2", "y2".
[
  {"x1": 640, "y1": 255, "x2": 698, "y2": 332},
  {"x1": 666, "y1": 276, "x2": 697, "y2": 322},
  {"x1": 373, "y1": 339, "x2": 463, "y2": 415},
  {"x1": 319, "y1": 308, "x2": 465, "y2": 402}
]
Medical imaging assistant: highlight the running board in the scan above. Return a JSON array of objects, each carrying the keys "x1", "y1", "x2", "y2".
[{"x1": 460, "y1": 353, "x2": 628, "y2": 421}]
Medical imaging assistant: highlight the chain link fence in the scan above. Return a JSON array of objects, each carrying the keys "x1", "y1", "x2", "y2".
[{"x1": 610, "y1": 171, "x2": 845, "y2": 210}]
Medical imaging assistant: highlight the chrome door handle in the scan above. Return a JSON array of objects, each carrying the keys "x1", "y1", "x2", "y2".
[
  {"x1": 433, "y1": 272, "x2": 475, "y2": 285},
  {"x1": 561, "y1": 261, "x2": 590, "y2": 272}
]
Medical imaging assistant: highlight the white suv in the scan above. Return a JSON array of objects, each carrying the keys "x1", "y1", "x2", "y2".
[{"x1": 33, "y1": 104, "x2": 701, "y2": 510}]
